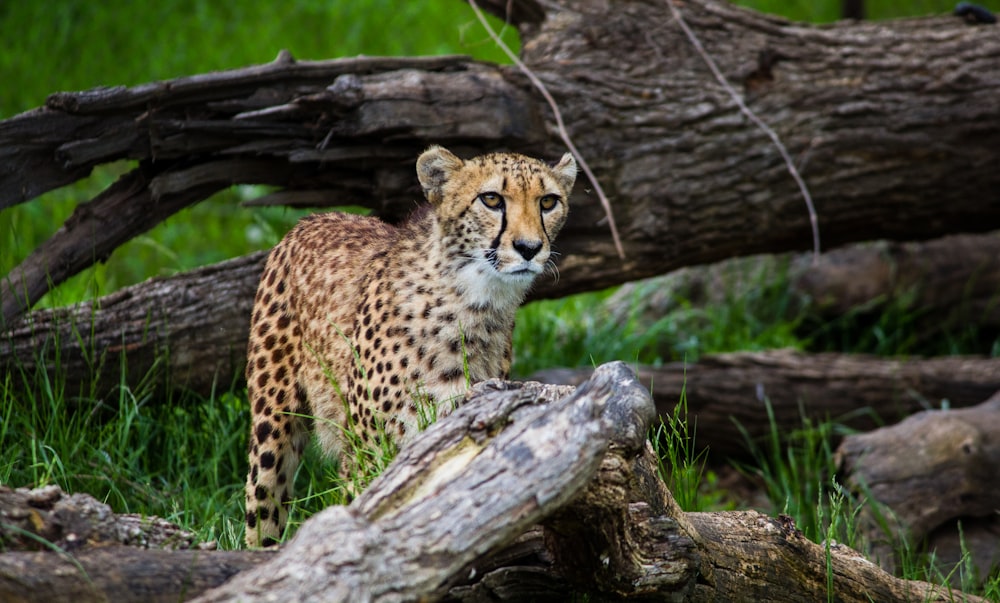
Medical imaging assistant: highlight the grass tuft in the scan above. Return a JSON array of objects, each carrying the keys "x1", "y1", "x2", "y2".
[{"x1": 1, "y1": 354, "x2": 248, "y2": 549}]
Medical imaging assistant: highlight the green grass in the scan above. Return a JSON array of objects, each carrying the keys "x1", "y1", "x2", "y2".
[
  {"x1": 732, "y1": 401, "x2": 1000, "y2": 597},
  {"x1": 1, "y1": 358, "x2": 249, "y2": 549},
  {"x1": 511, "y1": 259, "x2": 803, "y2": 377},
  {"x1": 735, "y1": 398, "x2": 843, "y2": 542}
]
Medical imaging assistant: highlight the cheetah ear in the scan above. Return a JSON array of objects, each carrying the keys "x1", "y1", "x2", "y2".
[
  {"x1": 417, "y1": 145, "x2": 464, "y2": 205},
  {"x1": 551, "y1": 152, "x2": 577, "y2": 193}
]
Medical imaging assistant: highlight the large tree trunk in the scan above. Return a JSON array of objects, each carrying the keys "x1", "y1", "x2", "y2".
[
  {"x1": 1, "y1": 364, "x2": 983, "y2": 602},
  {"x1": 4, "y1": 0, "x2": 1000, "y2": 327},
  {"x1": 836, "y1": 391, "x2": 1000, "y2": 578}
]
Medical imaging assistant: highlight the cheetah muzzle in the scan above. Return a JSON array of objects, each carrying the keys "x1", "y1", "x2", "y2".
[{"x1": 244, "y1": 146, "x2": 577, "y2": 547}]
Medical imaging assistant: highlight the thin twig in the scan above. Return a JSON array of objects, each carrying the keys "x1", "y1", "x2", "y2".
[
  {"x1": 665, "y1": 0, "x2": 821, "y2": 261},
  {"x1": 468, "y1": 0, "x2": 626, "y2": 260}
]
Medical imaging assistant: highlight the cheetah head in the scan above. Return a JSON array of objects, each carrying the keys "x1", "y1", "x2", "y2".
[{"x1": 417, "y1": 146, "x2": 576, "y2": 288}]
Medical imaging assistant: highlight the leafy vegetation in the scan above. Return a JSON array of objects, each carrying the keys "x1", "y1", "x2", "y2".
[{"x1": 3, "y1": 0, "x2": 999, "y2": 596}]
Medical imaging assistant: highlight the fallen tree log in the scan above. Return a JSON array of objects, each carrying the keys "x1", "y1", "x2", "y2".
[
  {"x1": 532, "y1": 351, "x2": 1000, "y2": 460},
  {"x1": 836, "y1": 390, "x2": 1000, "y2": 578},
  {"x1": 8, "y1": 255, "x2": 1000, "y2": 430},
  {"x1": 5, "y1": 0, "x2": 1000, "y2": 327},
  {"x1": 0, "y1": 484, "x2": 202, "y2": 551},
  {"x1": 792, "y1": 232, "x2": 1000, "y2": 333},
  {"x1": 7, "y1": 251, "x2": 1000, "y2": 431},
  {"x1": 0, "y1": 363, "x2": 985, "y2": 602},
  {"x1": 607, "y1": 231, "x2": 1000, "y2": 339},
  {"x1": 0, "y1": 484, "x2": 272, "y2": 603},
  {"x1": 0, "y1": 253, "x2": 265, "y2": 400}
]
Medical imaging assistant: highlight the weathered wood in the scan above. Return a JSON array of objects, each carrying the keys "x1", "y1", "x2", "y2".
[
  {"x1": 0, "y1": 484, "x2": 272, "y2": 603},
  {"x1": 532, "y1": 351, "x2": 1000, "y2": 460},
  {"x1": 683, "y1": 510, "x2": 973, "y2": 603},
  {"x1": 0, "y1": 484, "x2": 200, "y2": 551},
  {"x1": 1, "y1": 253, "x2": 264, "y2": 400},
  {"x1": 195, "y1": 366, "x2": 648, "y2": 601},
  {"x1": 792, "y1": 232, "x2": 1000, "y2": 330},
  {"x1": 836, "y1": 391, "x2": 1000, "y2": 576},
  {"x1": 5, "y1": 0, "x2": 1000, "y2": 326}
]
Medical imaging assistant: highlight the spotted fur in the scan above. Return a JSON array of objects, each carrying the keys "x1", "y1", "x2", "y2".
[{"x1": 244, "y1": 146, "x2": 576, "y2": 547}]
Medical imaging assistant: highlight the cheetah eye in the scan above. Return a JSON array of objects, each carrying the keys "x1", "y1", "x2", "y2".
[
  {"x1": 539, "y1": 194, "x2": 560, "y2": 211},
  {"x1": 478, "y1": 192, "x2": 505, "y2": 210}
]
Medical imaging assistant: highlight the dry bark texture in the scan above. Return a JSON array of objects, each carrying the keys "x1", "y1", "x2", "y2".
[
  {"x1": 0, "y1": 484, "x2": 272, "y2": 603},
  {"x1": 1, "y1": 364, "x2": 982, "y2": 602},
  {"x1": 0, "y1": 484, "x2": 202, "y2": 551},
  {"x1": 532, "y1": 350, "x2": 1000, "y2": 460},
  {"x1": 837, "y1": 391, "x2": 1000, "y2": 578},
  {"x1": 4, "y1": 0, "x2": 1000, "y2": 327},
  {"x1": 792, "y1": 232, "x2": 1000, "y2": 332},
  {"x1": 1, "y1": 253, "x2": 265, "y2": 399}
]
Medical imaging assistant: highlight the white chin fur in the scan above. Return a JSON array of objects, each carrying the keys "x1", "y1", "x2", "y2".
[{"x1": 456, "y1": 259, "x2": 536, "y2": 309}]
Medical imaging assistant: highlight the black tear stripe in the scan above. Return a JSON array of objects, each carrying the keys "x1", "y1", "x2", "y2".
[
  {"x1": 489, "y1": 210, "x2": 508, "y2": 266},
  {"x1": 540, "y1": 205, "x2": 552, "y2": 245}
]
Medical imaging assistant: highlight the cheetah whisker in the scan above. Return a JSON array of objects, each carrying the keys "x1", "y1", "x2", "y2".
[{"x1": 544, "y1": 259, "x2": 561, "y2": 283}]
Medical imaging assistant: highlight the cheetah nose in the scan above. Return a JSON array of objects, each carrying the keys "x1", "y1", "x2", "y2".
[{"x1": 513, "y1": 239, "x2": 543, "y2": 261}]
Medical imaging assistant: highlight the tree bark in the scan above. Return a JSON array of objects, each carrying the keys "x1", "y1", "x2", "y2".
[
  {"x1": 1, "y1": 253, "x2": 265, "y2": 401},
  {"x1": 791, "y1": 232, "x2": 1000, "y2": 332},
  {"x1": 532, "y1": 351, "x2": 1000, "y2": 461},
  {"x1": 4, "y1": 0, "x2": 1000, "y2": 326},
  {"x1": 606, "y1": 231, "x2": 1000, "y2": 338},
  {"x1": 836, "y1": 391, "x2": 1000, "y2": 577},
  {"x1": 0, "y1": 484, "x2": 272, "y2": 603},
  {"x1": 0, "y1": 484, "x2": 200, "y2": 551},
  {"x1": 2, "y1": 364, "x2": 982, "y2": 602}
]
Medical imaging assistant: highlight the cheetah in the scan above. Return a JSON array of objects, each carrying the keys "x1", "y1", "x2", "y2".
[{"x1": 244, "y1": 145, "x2": 576, "y2": 547}]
